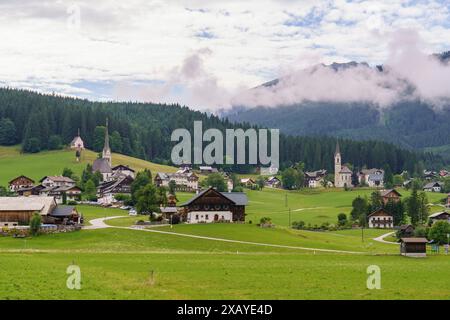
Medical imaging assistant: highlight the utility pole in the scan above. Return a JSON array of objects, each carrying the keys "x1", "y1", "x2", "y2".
[
  {"x1": 289, "y1": 208, "x2": 291, "y2": 228},
  {"x1": 285, "y1": 194, "x2": 288, "y2": 207}
]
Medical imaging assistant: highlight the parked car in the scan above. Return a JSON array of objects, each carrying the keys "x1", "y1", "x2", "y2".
[
  {"x1": 120, "y1": 206, "x2": 131, "y2": 210},
  {"x1": 129, "y1": 209, "x2": 137, "y2": 216}
]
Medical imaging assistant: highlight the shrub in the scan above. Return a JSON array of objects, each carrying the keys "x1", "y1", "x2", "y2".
[
  {"x1": 428, "y1": 221, "x2": 450, "y2": 244},
  {"x1": 29, "y1": 213, "x2": 41, "y2": 236},
  {"x1": 292, "y1": 220, "x2": 305, "y2": 230},
  {"x1": 337, "y1": 213, "x2": 347, "y2": 226},
  {"x1": 170, "y1": 214, "x2": 181, "y2": 225}
]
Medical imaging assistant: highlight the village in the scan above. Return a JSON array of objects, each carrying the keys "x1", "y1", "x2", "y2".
[{"x1": 0, "y1": 123, "x2": 449, "y2": 258}]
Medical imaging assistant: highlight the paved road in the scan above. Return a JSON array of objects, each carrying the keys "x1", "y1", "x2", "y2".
[
  {"x1": 373, "y1": 231, "x2": 397, "y2": 244},
  {"x1": 83, "y1": 216, "x2": 127, "y2": 230},
  {"x1": 85, "y1": 216, "x2": 364, "y2": 254}
]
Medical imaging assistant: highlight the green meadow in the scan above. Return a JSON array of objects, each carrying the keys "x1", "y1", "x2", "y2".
[{"x1": 0, "y1": 148, "x2": 449, "y2": 299}]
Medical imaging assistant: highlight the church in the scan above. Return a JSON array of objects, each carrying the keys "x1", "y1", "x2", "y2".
[
  {"x1": 334, "y1": 142, "x2": 353, "y2": 188},
  {"x1": 92, "y1": 119, "x2": 113, "y2": 181}
]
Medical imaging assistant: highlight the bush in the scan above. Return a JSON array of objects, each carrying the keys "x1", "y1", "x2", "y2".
[
  {"x1": 22, "y1": 137, "x2": 41, "y2": 153},
  {"x1": 413, "y1": 225, "x2": 428, "y2": 238},
  {"x1": 29, "y1": 213, "x2": 41, "y2": 236},
  {"x1": 292, "y1": 220, "x2": 305, "y2": 229},
  {"x1": 67, "y1": 200, "x2": 78, "y2": 205},
  {"x1": 337, "y1": 213, "x2": 347, "y2": 226},
  {"x1": 171, "y1": 214, "x2": 181, "y2": 224},
  {"x1": 259, "y1": 217, "x2": 272, "y2": 225},
  {"x1": 428, "y1": 221, "x2": 450, "y2": 244}
]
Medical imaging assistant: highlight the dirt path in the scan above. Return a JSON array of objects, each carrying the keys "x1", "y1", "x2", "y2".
[{"x1": 373, "y1": 231, "x2": 397, "y2": 244}]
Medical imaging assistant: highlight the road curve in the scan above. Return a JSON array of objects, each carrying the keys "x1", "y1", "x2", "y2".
[{"x1": 373, "y1": 231, "x2": 397, "y2": 244}]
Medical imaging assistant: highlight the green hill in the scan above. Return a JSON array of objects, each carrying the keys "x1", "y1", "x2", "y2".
[{"x1": 0, "y1": 146, "x2": 177, "y2": 186}]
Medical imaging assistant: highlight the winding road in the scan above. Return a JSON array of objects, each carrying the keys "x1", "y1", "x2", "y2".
[{"x1": 83, "y1": 216, "x2": 369, "y2": 255}]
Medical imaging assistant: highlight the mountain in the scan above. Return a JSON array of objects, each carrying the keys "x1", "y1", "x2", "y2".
[{"x1": 225, "y1": 52, "x2": 450, "y2": 159}]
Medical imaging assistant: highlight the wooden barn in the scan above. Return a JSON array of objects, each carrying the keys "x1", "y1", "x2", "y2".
[
  {"x1": 0, "y1": 196, "x2": 56, "y2": 226},
  {"x1": 400, "y1": 238, "x2": 428, "y2": 257},
  {"x1": 8, "y1": 175, "x2": 35, "y2": 192},
  {"x1": 180, "y1": 187, "x2": 248, "y2": 223}
]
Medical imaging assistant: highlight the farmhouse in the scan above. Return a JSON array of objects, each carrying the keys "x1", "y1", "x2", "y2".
[
  {"x1": 400, "y1": 238, "x2": 428, "y2": 257},
  {"x1": 334, "y1": 142, "x2": 353, "y2": 188},
  {"x1": 398, "y1": 224, "x2": 415, "y2": 238},
  {"x1": 111, "y1": 164, "x2": 135, "y2": 179},
  {"x1": 154, "y1": 172, "x2": 199, "y2": 192},
  {"x1": 8, "y1": 175, "x2": 34, "y2": 192},
  {"x1": 423, "y1": 181, "x2": 444, "y2": 192},
  {"x1": 97, "y1": 175, "x2": 134, "y2": 205},
  {"x1": 0, "y1": 196, "x2": 56, "y2": 226},
  {"x1": 180, "y1": 187, "x2": 248, "y2": 223},
  {"x1": 70, "y1": 129, "x2": 84, "y2": 150},
  {"x1": 305, "y1": 170, "x2": 327, "y2": 188},
  {"x1": 40, "y1": 176, "x2": 75, "y2": 188},
  {"x1": 240, "y1": 178, "x2": 256, "y2": 188},
  {"x1": 357, "y1": 168, "x2": 384, "y2": 187},
  {"x1": 266, "y1": 176, "x2": 281, "y2": 188},
  {"x1": 428, "y1": 211, "x2": 450, "y2": 224},
  {"x1": 380, "y1": 189, "x2": 402, "y2": 205},
  {"x1": 368, "y1": 208, "x2": 394, "y2": 228}
]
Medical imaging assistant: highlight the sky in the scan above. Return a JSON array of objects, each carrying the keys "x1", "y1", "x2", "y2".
[{"x1": 0, "y1": 0, "x2": 449, "y2": 111}]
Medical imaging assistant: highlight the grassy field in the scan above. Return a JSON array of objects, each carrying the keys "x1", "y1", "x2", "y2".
[{"x1": 0, "y1": 145, "x2": 177, "y2": 186}]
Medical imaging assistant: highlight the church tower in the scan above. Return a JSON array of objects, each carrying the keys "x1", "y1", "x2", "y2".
[
  {"x1": 102, "y1": 118, "x2": 112, "y2": 166},
  {"x1": 334, "y1": 141, "x2": 341, "y2": 186}
]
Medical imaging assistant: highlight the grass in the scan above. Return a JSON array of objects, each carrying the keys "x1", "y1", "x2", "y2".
[{"x1": 0, "y1": 145, "x2": 177, "y2": 186}]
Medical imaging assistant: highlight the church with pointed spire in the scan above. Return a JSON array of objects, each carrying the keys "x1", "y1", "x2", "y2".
[
  {"x1": 334, "y1": 141, "x2": 353, "y2": 188},
  {"x1": 92, "y1": 119, "x2": 113, "y2": 181}
]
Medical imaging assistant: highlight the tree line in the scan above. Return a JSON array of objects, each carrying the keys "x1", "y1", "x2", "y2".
[{"x1": 0, "y1": 87, "x2": 443, "y2": 173}]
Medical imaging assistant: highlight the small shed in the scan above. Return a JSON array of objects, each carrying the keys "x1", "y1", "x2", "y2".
[{"x1": 400, "y1": 237, "x2": 428, "y2": 257}]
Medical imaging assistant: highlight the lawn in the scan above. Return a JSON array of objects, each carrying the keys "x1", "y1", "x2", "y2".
[
  {"x1": 0, "y1": 227, "x2": 449, "y2": 299},
  {"x1": 0, "y1": 145, "x2": 178, "y2": 186}
]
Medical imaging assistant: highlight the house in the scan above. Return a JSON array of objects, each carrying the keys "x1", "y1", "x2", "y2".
[
  {"x1": 400, "y1": 238, "x2": 428, "y2": 257},
  {"x1": 423, "y1": 181, "x2": 444, "y2": 192},
  {"x1": 398, "y1": 224, "x2": 415, "y2": 238},
  {"x1": 180, "y1": 187, "x2": 248, "y2": 223},
  {"x1": 380, "y1": 189, "x2": 402, "y2": 205},
  {"x1": 70, "y1": 129, "x2": 84, "y2": 150},
  {"x1": 357, "y1": 168, "x2": 384, "y2": 187},
  {"x1": 368, "y1": 208, "x2": 394, "y2": 228},
  {"x1": 154, "y1": 172, "x2": 199, "y2": 192},
  {"x1": 47, "y1": 206, "x2": 81, "y2": 224},
  {"x1": 428, "y1": 211, "x2": 450, "y2": 224},
  {"x1": 40, "y1": 176, "x2": 76, "y2": 188},
  {"x1": 305, "y1": 170, "x2": 327, "y2": 188},
  {"x1": 334, "y1": 142, "x2": 353, "y2": 188},
  {"x1": 199, "y1": 166, "x2": 218, "y2": 174},
  {"x1": 45, "y1": 185, "x2": 82, "y2": 204},
  {"x1": 111, "y1": 165, "x2": 135, "y2": 179},
  {"x1": 8, "y1": 175, "x2": 35, "y2": 192},
  {"x1": 423, "y1": 170, "x2": 437, "y2": 180},
  {"x1": 0, "y1": 196, "x2": 57, "y2": 226},
  {"x1": 240, "y1": 178, "x2": 256, "y2": 188},
  {"x1": 97, "y1": 175, "x2": 134, "y2": 205},
  {"x1": 92, "y1": 119, "x2": 113, "y2": 181},
  {"x1": 266, "y1": 176, "x2": 281, "y2": 188}
]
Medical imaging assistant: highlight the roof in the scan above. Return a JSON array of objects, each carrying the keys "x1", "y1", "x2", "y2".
[
  {"x1": 50, "y1": 206, "x2": 76, "y2": 217},
  {"x1": 380, "y1": 189, "x2": 402, "y2": 197},
  {"x1": 112, "y1": 164, "x2": 135, "y2": 172},
  {"x1": 339, "y1": 166, "x2": 352, "y2": 174},
  {"x1": 335, "y1": 141, "x2": 340, "y2": 155},
  {"x1": 399, "y1": 224, "x2": 414, "y2": 231},
  {"x1": 8, "y1": 175, "x2": 35, "y2": 185},
  {"x1": 428, "y1": 211, "x2": 450, "y2": 218},
  {"x1": 40, "y1": 176, "x2": 75, "y2": 183},
  {"x1": 368, "y1": 208, "x2": 393, "y2": 218},
  {"x1": 70, "y1": 136, "x2": 83, "y2": 145},
  {"x1": 240, "y1": 178, "x2": 255, "y2": 183},
  {"x1": 92, "y1": 158, "x2": 112, "y2": 173},
  {"x1": 368, "y1": 173, "x2": 384, "y2": 182},
  {"x1": 160, "y1": 207, "x2": 178, "y2": 213},
  {"x1": 180, "y1": 187, "x2": 248, "y2": 206},
  {"x1": 359, "y1": 168, "x2": 384, "y2": 175},
  {"x1": 0, "y1": 196, "x2": 56, "y2": 215},
  {"x1": 400, "y1": 237, "x2": 428, "y2": 243},
  {"x1": 424, "y1": 181, "x2": 444, "y2": 189}
]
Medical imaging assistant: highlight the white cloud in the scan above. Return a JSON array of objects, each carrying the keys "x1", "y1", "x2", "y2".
[{"x1": 0, "y1": 0, "x2": 448, "y2": 111}]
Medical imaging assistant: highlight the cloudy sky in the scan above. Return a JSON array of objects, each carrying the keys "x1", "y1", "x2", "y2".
[{"x1": 0, "y1": 0, "x2": 449, "y2": 110}]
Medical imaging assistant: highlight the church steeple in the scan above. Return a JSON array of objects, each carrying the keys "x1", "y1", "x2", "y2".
[
  {"x1": 102, "y1": 118, "x2": 112, "y2": 166},
  {"x1": 335, "y1": 140, "x2": 340, "y2": 156}
]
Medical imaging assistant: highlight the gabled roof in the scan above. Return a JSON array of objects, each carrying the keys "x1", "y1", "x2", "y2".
[
  {"x1": 368, "y1": 208, "x2": 393, "y2": 218},
  {"x1": 50, "y1": 206, "x2": 76, "y2": 217},
  {"x1": 39, "y1": 176, "x2": 75, "y2": 183},
  {"x1": 92, "y1": 158, "x2": 112, "y2": 173},
  {"x1": 424, "y1": 181, "x2": 444, "y2": 189},
  {"x1": 180, "y1": 187, "x2": 248, "y2": 206},
  {"x1": 428, "y1": 211, "x2": 450, "y2": 218},
  {"x1": 339, "y1": 166, "x2": 352, "y2": 174},
  {"x1": 380, "y1": 189, "x2": 402, "y2": 197},
  {"x1": 0, "y1": 196, "x2": 56, "y2": 215},
  {"x1": 8, "y1": 175, "x2": 35, "y2": 185},
  {"x1": 112, "y1": 164, "x2": 135, "y2": 172}
]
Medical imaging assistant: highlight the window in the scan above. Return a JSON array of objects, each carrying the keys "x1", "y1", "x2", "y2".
[
  {"x1": 205, "y1": 214, "x2": 209, "y2": 219},
  {"x1": 195, "y1": 215, "x2": 199, "y2": 220}
]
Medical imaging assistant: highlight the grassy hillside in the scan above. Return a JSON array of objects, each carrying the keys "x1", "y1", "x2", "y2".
[{"x1": 0, "y1": 146, "x2": 177, "y2": 186}]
